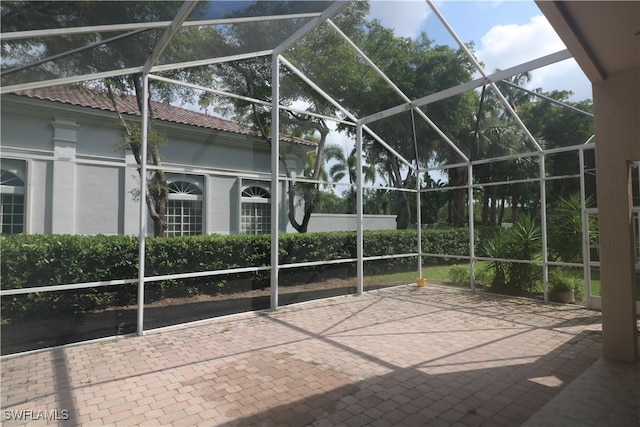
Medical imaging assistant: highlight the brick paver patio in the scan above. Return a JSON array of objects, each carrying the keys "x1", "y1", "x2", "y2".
[{"x1": 1, "y1": 284, "x2": 603, "y2": 426}]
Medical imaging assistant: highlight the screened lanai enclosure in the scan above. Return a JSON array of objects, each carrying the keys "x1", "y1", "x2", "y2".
[{"x1": 1, "y1": 1, "x2": 638, "y2": 356}]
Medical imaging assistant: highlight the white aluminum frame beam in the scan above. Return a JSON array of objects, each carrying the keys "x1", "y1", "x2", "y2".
[
  {"x1": 0, "y1": 49, "x2": 274, "y2": 94},
  {"x1": 135, "y1": 1, "x2": 198, "y2": 335},
  {"x1": 539, "y1": 153, "x2": 549, "y2": 302},
  {"x1": 468, "y1": 163, "x2": 476, "y2": 291},
  {"x1": 273, "y1": 2, "x2": 349, "y2": 55},
  {"x1": 150, "y1": 74, "x2": 272, "y2": 107},
  {"x1": 1, "y1": 29, "x2": 147, "y2": 77},
  {"x1": 142, "y1": 1, "x2": 199, "y2": 74},
  {"x1": 270, "y1": 54, "x2": 280, "y2": 310},
  {"x1": 356, "y1": 123, "x2": 364, "y2": 295},
  {"x1": 136, "y1": 75, "x2": 150, "y2": 336},
  {"x1": 360, "y1": 77, "x2": 483, "y2": 125},
  {"x1": 360, "y1": 50, "x2": 571, "y2": 124},
  {"x1": 150, "y1": 50, "x2": 274, "y2": 74},
  {"x1": 0, "y1": 66, "x2": 144, "y2": 94},
  {"x1": 280, "y1": 56, "x2": 414, "y2": 169},
  {"x1": 500, "y1": 80, "x2": 594, "y2": 117},
  {"x1": 0, "y1": 12, "x2": 324, "y2": 41},
  {"x1": 327, "y1": 19, "x2": 410, "y2": 104},
  {"x1": 0, "y1": 6, "x2": 326, "y2": 93},
  {"x1": 327, "y1": 18, "x2": 467, "y2": 163},
  {"x1": 359, "y1": 49, "x2": 572, "y2": 162},
  {"x1": 426, "y1": 0, "x2": 543, "y2": 153}
]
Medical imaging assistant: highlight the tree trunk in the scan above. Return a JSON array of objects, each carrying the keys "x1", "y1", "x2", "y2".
[
  {"x1": 255, "y1": 105, "x2": 329, "y2": 234},
  {"x1": 389, "y1": 159, "x2": 412, "y2": 229},
  {"x1": 396, "y1": 191, "x2": 411, "y2": 229},
  {"x1": 511, "y1": 184, "x2": 520, "y2": 222},
  {"x1": 481, "y1": 187, "x2": 490, "y2": 225},
  {"x1": 452, "y1": 189, "x2": 466, "y2": 227},
  {"x1": 489, "y1": 186, "x2": 498, "y2": 226},
  {"x1": 106, "y1": 78, "x2": 168, "y2": 237}
]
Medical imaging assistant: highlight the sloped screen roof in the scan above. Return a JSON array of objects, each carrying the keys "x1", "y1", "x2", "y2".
[
  {"x1": 0, "y1": 1, "x2": 338, "y2": 91},
  {"x1": 1, "y1": 0, "x2": 592, "y2": 166}
]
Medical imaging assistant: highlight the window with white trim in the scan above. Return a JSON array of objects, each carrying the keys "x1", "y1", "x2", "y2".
[
  {"x1": 166, "y1": 177, "x2": 203, "y2": 237},
  {"x1": 241, "y1": 185, "x2": 271, "y2": 235},
  {"x1": 1, "y1": 167, "x2": 25, "y2": 234}
]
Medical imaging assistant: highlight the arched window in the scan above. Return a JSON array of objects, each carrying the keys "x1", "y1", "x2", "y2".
[
  {"x1": 166, "y1": 178, "x2": 203, "y2": 237},
  {"x1": 241, "y1": 185, "x2": 271, "y2": 235},
  {"x1": 1, "y1": 168, "x2": 25, "y2": 234}
]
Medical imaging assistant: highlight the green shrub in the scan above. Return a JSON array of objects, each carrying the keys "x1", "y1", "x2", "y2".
[
  {"x1": 548, "y1": 194, "x2": 597, "y2": 263},
  {"x1": 482, "y1": 215, "x2": 542, "y2": 294},
  {"x1": 475, "y1": 268, "x2": 494, "y2": 287},
  {"x1": 448, "y1": 265, "x2": 469, "y2": 284},
  {"x1": 0, "y1": 227, "x2": 479, "y2": 319},
  {"x1": 483, "y1": 232, "x2": 509, "y2": 291},
  {"x1": 549, "y1": 268, "x2": 584, "y2": 300}
]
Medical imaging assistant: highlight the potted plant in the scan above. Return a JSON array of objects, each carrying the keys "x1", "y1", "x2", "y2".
[{"x1": 548, "y1": 268, "x2": 582, "y2": 303}]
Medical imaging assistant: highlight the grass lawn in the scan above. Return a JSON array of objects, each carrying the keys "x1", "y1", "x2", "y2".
[
  {"x1": 423, "y1": 262, "x2": 489, "y2": 282},
  {"x1": 367, "y1": 263, "x2": 640, "y2": 301},
  {"x1": 588, "y1": 269, "x2": 640, "y2": 300},
  {"x1": 365, "y1": 262, "x2": 489, "y2": 286}
]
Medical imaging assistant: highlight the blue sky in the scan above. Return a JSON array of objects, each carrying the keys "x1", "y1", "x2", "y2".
[
  {"x1": 321, "y1": 1, "x2": 592, "y2": 187},
  {"x1": 366, "y1": 0, "x2": 592, "y2": 101}
]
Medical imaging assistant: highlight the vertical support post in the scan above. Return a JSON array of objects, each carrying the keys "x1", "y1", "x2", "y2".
[
  {"x1": 137, "y1": 75, "x2": 149, "y2": 337},
  {"x1": 412, "y1": 109, "x2": 423, "y2": 279},
  {"x1": 579, "y1": 147, "x2": 592, "y2": 307},
  {"x1": 270, "y1": 54, "x2": 280, "y2": 310},
  {"x1": 593, "y1": 68, "x2": 638, "y2": 361},
  {"x1": 540, "y1": 153, "x2": 549, "y2": 302},
  {"x1": 356, "y1": 123, "x2": 364, "y2": 295},
  {"x1": 468, "y1": 163, "x2": 475, "y2": 292},
  {"x1": 417, "y1": 168, "x2": 423, "y2": 278}
]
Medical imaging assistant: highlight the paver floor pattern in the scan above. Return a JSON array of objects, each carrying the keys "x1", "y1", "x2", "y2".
[{"x1": 1, "y1": 284, "x2": 602, "y2": 426}]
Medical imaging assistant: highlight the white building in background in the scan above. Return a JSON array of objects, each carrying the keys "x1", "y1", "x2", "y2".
[{"x1": 0, "y1": 85, "x2": 315, "y2": 236}]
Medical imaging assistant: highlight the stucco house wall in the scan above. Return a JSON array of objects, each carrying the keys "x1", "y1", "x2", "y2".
[
  {"x1": 0, "y1": 86, "x2": 311, "y2": 236},
  {"x1": 307, "y1": 213, "x2": 397, "y2": 232}
]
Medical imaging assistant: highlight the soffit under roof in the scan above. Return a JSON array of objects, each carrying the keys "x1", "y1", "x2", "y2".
[{"x1": 537, "y1": 0, "x2": 640, "y2": 83}]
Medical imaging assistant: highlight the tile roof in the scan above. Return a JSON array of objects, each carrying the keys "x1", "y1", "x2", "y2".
[{"x1": 12, "y1": 85, "x2": 316, "y2": 148}]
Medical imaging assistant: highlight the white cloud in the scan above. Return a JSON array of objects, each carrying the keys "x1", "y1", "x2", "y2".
[
  {"x1": 368, "y1": 1, "x2": 430, "y2": 39},
  {"x1": 477, "y1": 15, "x2": 565, "y2": 72},
  {"x1": 478, "y1": 15, "x2": 591, "y2": 100},
  {"x1": 530, "y1": 59, "x2": 592, "y2": 101}
]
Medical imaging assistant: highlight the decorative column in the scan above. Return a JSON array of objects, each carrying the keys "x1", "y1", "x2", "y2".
[
  {"x1": 123, "y1": 152, "x2": 141, "y2": 235},
  {"x1": 593, "y1": 67, "x2": 640, "y2": 362},
  {"x1": 51, "y1": 117, "x2": 78, "y2": 234}
]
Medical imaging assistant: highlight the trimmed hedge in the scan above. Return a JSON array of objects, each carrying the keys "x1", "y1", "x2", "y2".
[{"x1": 1, "y1": 228, "x2": 489, "y2": 318}]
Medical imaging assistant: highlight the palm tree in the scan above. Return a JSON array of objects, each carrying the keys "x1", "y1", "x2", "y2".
[
  {"x1": 495, "y1": 72, "x2": 534, "y2": 115},
  {"x1": 326, "y1": 146, "x2": 377, "y2": 213},
  {"x1": 473, "y1": 73, "x2": 538, "y2": 224}
]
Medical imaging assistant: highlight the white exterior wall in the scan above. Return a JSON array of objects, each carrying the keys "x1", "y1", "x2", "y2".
[
  {"x1": 75, "y1": 164, "x2": 122, "y2": 235},
  {"x1": 307, "y1": 214, "x2": 397, "y2": 232},
  {"x1": 1, "y1": 94, "x2": 308, "y2": 237},
  {"x1": 207, "y1": 175, "x2": 237, "y2": 235},
  {"x1": 50, "y1": 117, "x2": 78, "y2": 234}
]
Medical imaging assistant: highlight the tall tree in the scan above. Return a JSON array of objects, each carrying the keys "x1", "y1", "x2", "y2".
[
  {"x1": 519, "y1": 90, "x2": 594, "y2": 202},
  {"x1": 327, "y1": 146, "x2": 377, "y2": 213},
  {"x1": 196, "y1": 1, "x2": 355, "y2": 233},
  {"x1": 473, "y1": 73, "x2": 537, "y2": 224},
  {"x1": 1, "y1": 1, "x2": 213, "y2": 236},
  {"x1": 288, "y1": 6, "x2": 476, "y2": 228}
]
